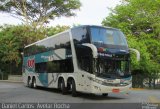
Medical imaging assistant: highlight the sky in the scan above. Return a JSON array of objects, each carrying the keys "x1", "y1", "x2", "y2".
[{"x1": 0, "y1": 0, "x2": 121, "y2": 27}]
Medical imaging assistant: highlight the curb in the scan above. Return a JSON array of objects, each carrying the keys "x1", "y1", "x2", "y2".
[
  {"x1": 130, "y1": 88, "x2": 145, "y2": 90},
  {"x1": 0, "y1": 80, "x2": 23, "y2": 83}
]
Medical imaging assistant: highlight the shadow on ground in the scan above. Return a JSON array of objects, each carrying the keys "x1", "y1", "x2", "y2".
[{"x1": 33, "y1": 86, "x2": 126, "y2": 101}]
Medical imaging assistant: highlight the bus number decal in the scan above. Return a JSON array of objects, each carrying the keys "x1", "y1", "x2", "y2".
[{"x1": 27, "y1": 59, "x2": 35, "y2": 68}]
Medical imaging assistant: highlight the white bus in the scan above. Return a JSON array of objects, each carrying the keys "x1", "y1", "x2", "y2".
[{"x1": 23, "y1": 25, "x2": 132, "y2": 96}]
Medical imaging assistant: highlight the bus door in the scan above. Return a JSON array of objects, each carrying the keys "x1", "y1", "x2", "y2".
[
  {"x1": 77, "y1": 54, "x2": 92, "y2": 91},
  {"x1": 75, "y1": 44, "x2": 93, "y2": 91}
]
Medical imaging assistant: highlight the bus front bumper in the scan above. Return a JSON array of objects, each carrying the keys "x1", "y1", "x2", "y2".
[{"x1": 90, "y1": 82, "x2": 132, "y2": 94}]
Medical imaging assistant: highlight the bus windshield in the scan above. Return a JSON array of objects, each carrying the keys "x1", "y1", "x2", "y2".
[
  {"x1": 94, "y1": 59, "x2": 131, "y2": 78},
  {"x1": 90, "y1": 27, "x2": 128, "y2": 46}
]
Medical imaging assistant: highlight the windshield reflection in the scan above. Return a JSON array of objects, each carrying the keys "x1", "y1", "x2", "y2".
[
  {"x1": 90, "y1": 27, "x2": 128, "y2": 46},
  {"x1": 94, "y1": 59, "x2": 131, "y2": 78}
]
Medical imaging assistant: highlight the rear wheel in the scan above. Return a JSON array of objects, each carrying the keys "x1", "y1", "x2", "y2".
[
  {"x1": 32, "y1": 78, "x2": 37, "y2": 88},
  {"x1": 71, "y1": 79, "x2": 77, "y2": 97},
  {"x1": 59, "y1": 79, "x2": 67, "y2": 95}
]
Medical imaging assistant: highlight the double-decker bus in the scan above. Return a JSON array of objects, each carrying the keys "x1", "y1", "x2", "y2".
[{"x1": 23, "y1": 25, "x2": 132, "y2": 96}]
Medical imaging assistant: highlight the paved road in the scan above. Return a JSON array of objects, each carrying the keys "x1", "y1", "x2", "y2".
[
  {"x1": 0, "y1": 81, "x2": 160, "y2": 103},
  {"x1": 0, "y1": 82, "x2": 160, "y2": 109}
]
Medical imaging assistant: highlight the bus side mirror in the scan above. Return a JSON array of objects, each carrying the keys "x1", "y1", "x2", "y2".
[{"x1": 129, "y1": 48, "x2": 140, "y2": 61}]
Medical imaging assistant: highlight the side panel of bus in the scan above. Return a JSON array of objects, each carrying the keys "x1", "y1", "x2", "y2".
[{"x1": 23, "y1": 31, "x2": 75, "y2": 88}]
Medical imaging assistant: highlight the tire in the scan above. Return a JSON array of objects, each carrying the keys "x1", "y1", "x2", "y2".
[
  {"x1": 32, "y1": 78, "x2": 37, "y2": 88},
  {"x1": 27, "y1": 77, "x2": 31, "y2": 87},
  {"x1": 71, "y1": 79, "x2": 77, "y2": 97},
  {"x1": 59, "y1": 79, "x2": 67, "y2": 95},
  {"x1": 102, "y1": 93, "x2": 108, "y2": 97}
]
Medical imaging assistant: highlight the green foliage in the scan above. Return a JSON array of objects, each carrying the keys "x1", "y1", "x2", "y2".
[
  {"x1": 0, "y1": 0, "x2": 81, "y2": 27},
  {"x1": 102, "y1": 0, "x2": 160, "y2": 38},
  {"x1": 46, "y1": 25, "x2": 70, "y2": 36},
  {"x1": 0, "y1": 24, "x2": 70, "y2": 75},
  {"x1": 102, "y1": 0, "x2": 160, "y2": 78},
  {"x1": 0, "y1": 0, "x2": 79, "y2": 76},
  {"x1": 0, "y1": 25, "x2": 45, "y2": 66}
]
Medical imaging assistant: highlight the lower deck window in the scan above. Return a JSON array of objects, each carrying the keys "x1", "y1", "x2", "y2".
[{"x1": 35, "y1": 59, "x2": 74, "y2": 73}]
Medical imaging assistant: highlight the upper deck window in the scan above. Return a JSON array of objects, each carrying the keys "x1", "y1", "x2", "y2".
[
  {"x1": 90, "y1": 27, "x2": 128, "y2": 46},
  {"x1": 71, "y1": 27, "x2": 90, "y2": 44}
]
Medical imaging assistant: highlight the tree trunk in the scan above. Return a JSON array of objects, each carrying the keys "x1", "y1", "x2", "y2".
[
  {"x1": 9, "y1": 62, "x2": 12, "y2": 75},
  {"x1": 149, "y1": 78, "x2": 152, "y2": 88}
]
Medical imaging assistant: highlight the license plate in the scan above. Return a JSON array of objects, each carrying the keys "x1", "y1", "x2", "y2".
[{"x1": 112, "y1": 89, "x2": 120, "y2": 93}]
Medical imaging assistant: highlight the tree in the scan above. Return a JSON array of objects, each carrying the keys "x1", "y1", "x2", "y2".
[
  {"x1": 0, "y1": 24, "x2": 70, "y2": 76},
  {"x1": 0, "y1": 0, "x2": 81, "y2": 27},
  {"x1": 46, "y1": 25, "x2": 70, "y2": 36},
  {"x1": 0, "y1": 25, "x2": 46, "y2": 74},
  {"x1": 102, "y1": 0, "x2": 160, "y2": 88},
  {"x1": 102, "y1": 0, "x2": 160, "y2": 38}
]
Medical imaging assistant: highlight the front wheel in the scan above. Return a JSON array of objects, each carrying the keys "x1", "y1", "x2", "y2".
[{"x1": 71, "y1": 79, "x2": 77, "y2": 97}]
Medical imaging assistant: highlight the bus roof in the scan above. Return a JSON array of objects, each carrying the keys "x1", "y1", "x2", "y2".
[
  {"x1": 25, "y1": 29, "x2": 70, "y2": 48},
  {"x1": 24, "y1": 25, "x2": 119, "y2": 48},
  {"x1": 71, "y1": 25, "x2": 119, "y2": 30}
]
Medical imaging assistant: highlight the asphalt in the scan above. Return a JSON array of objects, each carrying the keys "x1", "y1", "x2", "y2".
[{"x1": 0, "y1": 81, "x2": 160, "y2": 109}]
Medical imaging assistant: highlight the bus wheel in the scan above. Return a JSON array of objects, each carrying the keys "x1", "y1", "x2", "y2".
[
  {"x1": 32, "y1": 78, "x2": 37, "y2": 88},
  {"x1": 27, "y1": 77, "x2": 31, "y2": 87},
  {"x1": 59, "y1": 79, "x2": 67, "y2": 95},
  {"x1": 102, "y1": 93, "x2": 108, "y2": 97},
  {"x1": 71, "y1": 79, "x2": 77, "y2": 97}
]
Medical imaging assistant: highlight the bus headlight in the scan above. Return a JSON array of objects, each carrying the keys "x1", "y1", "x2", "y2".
[
  {"x1": 88, "y1": 77, "x2": 104, "y2": 85},
  {"x1": 88, "y1": 76, "x2": 130, "y2": 86},
  {"x1": 95, "y1": 79, "x2": 103, "y2": 84}
]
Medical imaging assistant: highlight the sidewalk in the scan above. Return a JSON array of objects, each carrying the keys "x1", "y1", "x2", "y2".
[
  {"x1": 130, "y1": 88, "x2": 145, "y2": 90},
  {"x1": 130, "y1": 88, "x2": 160, "y2": 90},
  {"x1": 0, "y1": 80, "x2": 22, "y2": 83}
]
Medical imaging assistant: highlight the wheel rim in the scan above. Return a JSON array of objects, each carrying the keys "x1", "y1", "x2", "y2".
[
  {"x1": 33, "y1": 80, "x2": 36, "y2": 88},
  {"x1": 60, "y1": 82, "x2": 63, "y2": 90},
  {"x1": 70, "y1": 83, "x2": 72, "y2": 91}
]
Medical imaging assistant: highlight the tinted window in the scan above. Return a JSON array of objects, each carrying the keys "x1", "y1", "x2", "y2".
[
  {"x1": 71, "y1": 27, "x2": 90, "y2": 44},
  {"x1": 95, "y1": 58, "x2": 131, "y2": 78},
  {"x1": 90, "y1": 27, "x2": 128, "y2": 46},
  {"x1": 75, "y1": 45, "x2": 93, "y2": 73},
  {"x1": 35, "y1": 59, "x2": 74, "y2": 73},
  {"x1": 35, "y1": 62, "x2": 47, "y2": 73},
  {"x1": 71, "y1": 27, "x2": 93, "y2": 73},
  {"x1": 24, "y1": 32, "x2": 71, "y2": 57}
]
